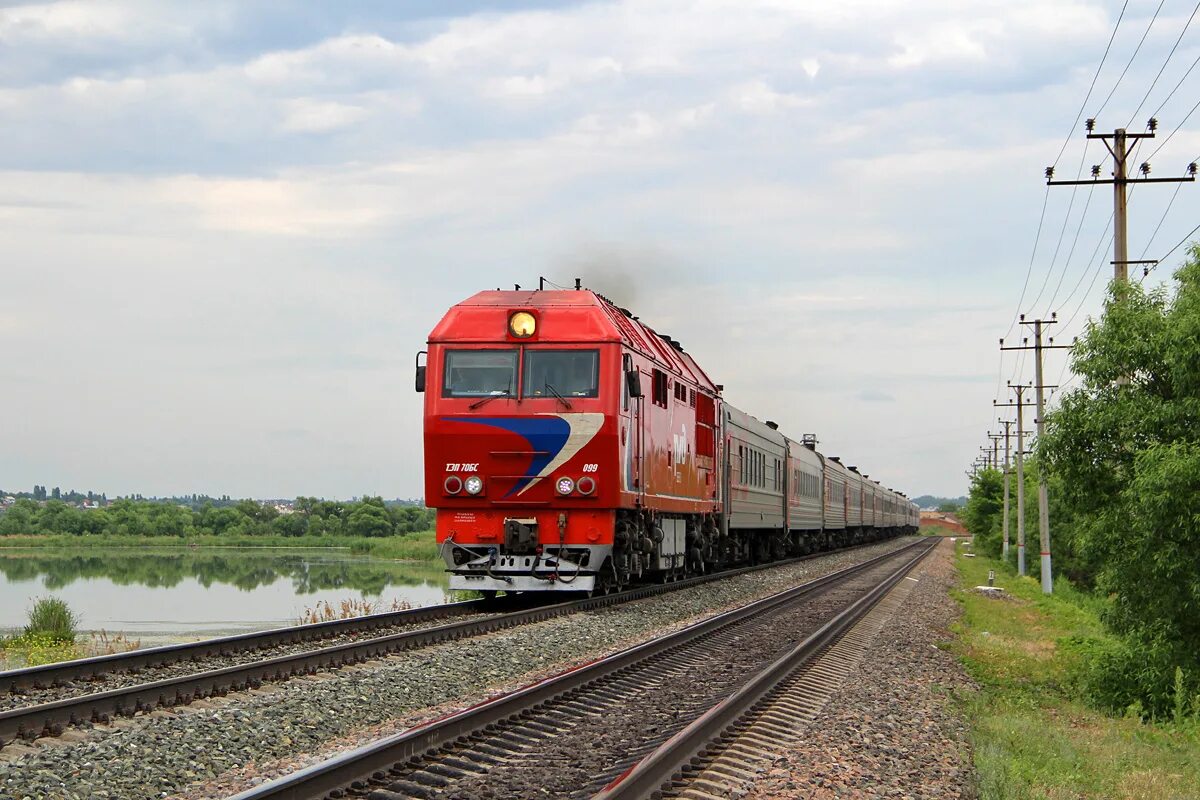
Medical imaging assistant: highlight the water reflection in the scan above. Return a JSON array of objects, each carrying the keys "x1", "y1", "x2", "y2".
[
  {"x1": 0, "y1": 549, "x2": 446, "y2": 594},
  {"x1": 0, "y1": 548, "x2": 451, "y2": 636}
]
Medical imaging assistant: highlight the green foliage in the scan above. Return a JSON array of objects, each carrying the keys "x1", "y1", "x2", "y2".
[
  {"x1": 0, "y1": 496, "x2": 435, "y2": 541},
  {"x1": 23, "y1": 596, "x2": 78, "y2": 642},
  {"x1": 936, "y1": 501, "x2": 961, "y2": 512},
  {"x1": 1035, "y1": 247, "x2": 1200, "y2": 716},
  {"x1": 1, "y1": 632, "x2": 82, "y2": 668},
  {"x1": 962, "y1": 467, "x2": 1004, "y2": 556},
  {"x1": 952, "y1": 550, "x2": 1200, "y2": 799}
]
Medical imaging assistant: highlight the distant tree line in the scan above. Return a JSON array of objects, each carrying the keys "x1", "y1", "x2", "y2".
[
  {"x1": 964, "y1": 250, "x2": 1200, "y2": 718},
  {"x1": 0, "y1": 496, "x2": 434, "y2": 539}
]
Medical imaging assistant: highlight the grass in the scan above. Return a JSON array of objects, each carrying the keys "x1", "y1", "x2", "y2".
[
  {"x1": 0, "y1": 530, "x2": 442, "y2": 561},
  {"x1": 1, "y1": 596, "x2": 140, "y2": 669},
  {"x1": 950, "y1": 544, "x2": 1200, "y2": 799},
  {"x1": 296, "y1": 596, "x2": 415, "y2": 625}
]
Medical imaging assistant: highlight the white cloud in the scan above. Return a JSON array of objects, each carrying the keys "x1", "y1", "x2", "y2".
[
  {"x1": 278, "y1": 98, "x2": 370, "y2": 133},
  {"x1": 0, "y1": 0, "x2": 1179, "y2": 498}
]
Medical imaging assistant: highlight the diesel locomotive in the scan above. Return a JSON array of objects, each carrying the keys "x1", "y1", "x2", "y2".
[{"x1": 417, "y1": 286, "x2": 919, "y2": 595}]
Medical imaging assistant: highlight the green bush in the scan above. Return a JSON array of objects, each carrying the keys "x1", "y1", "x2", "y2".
[{"x1": 24, "y1": 596, "x2": 79, "y2": 642}]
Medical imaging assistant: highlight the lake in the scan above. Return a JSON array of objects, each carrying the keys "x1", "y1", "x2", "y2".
[{"x1": 0, "y1": 547, "x2": 451, "y2": 643}]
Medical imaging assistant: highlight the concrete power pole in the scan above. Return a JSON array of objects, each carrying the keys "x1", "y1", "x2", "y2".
[
  {"x1": 1029, "y1": 318, "x2": 1054, "y2": 593},
  {"x1": 995, "y1": 383, "x2": 1033, "y2": 576},
  {"x1": 1001, "y1": 317, "x2": 1072, "y2": 592},
  {"x1": 998, "y1": 419, "x2": 1014, "y2": 560},
  {"x1": 1047, "y1": 119, "x2": 1195, "y2": 283}
]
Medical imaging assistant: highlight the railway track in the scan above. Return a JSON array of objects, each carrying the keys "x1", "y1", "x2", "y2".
[
  {"x1": 0, "y1": 538, "x2": 910, "y2": 749},
  {"x1": 225, "y1": 538, "x2": 935, "y2": 800}
]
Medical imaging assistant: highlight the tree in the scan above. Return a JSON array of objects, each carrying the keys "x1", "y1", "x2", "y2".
[
  {"x1": 936, "y1": 501, "x2": 961, "y2": 513},
  {"x1": 961, "y1": 468, "x2": 1004, "y2": 556},
  {"x1": 1039, "y1": 246, "x2": 1200, "y2": 714},
  {"x1": 347, "y1": 502, "x2": 393, "y2": 538}
]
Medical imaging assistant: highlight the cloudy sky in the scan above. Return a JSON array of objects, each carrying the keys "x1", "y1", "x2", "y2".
[{"x1": 2, "y1": 0, "x2": 1198, "y2": 500}]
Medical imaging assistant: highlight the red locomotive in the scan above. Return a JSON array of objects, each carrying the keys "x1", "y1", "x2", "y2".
[{"x1": 417, "y1": 286, "x2": 918, "y2": 595}]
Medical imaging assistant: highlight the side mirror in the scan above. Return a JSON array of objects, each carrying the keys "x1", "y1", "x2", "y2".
[
  {"x1": 415, "y1": 351, "x2": 428, "y2": 393},
  {"x1": 626, "y1": 369, "x2": 643, "y2": 398}
]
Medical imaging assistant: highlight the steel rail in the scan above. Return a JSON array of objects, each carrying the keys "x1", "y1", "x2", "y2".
[
  {"x1": 0, "y1": 537, "x2": 910, "y2": 747},
  {"x1": 593, "y1": 539, "x2": 937, "y2": 800},
  {"x1": 224, "y1": 538, "x2": 931, "y2": 800},
  {"x1": 0, "y1": 538, "x2": 898, "y2": 695},
  {"x1": 0, "y1": 598, "x2": 490, "y2": 693}
]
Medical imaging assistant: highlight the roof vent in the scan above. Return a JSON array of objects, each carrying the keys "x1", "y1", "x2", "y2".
[
  {"x1": 829, "y1": 456, "x2": 841, "y2": 463},
  {"x1": 849, "y1": 466, "x2": 860, "y2": 473},
  {"x1": 801, "y1": 433, "x2": 818, "y2": 450},
  {"x1": 659, "y1": 333, "x2": 685, "y2": 352},
  {"x1": 765, "y1": 420, "x2": 779, "y2": 430}
]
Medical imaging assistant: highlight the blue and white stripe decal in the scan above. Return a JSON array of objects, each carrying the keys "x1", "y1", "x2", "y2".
[{"x1": 443, "y1": 413, "x2": 605, "y2": 496}]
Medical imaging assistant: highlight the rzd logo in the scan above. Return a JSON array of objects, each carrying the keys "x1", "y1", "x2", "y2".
[{"x1": 672, "y1": 424, "x2": 688, "y2": 472}]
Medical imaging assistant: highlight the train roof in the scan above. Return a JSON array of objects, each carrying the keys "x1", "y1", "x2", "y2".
[{"x1": 430, "y1": 289, "x2": 719, "y2": 394}]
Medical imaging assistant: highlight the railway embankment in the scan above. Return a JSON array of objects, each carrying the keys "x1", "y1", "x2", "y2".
[
  {"x1": 0, "y1": 539, "x2": 917, "y2": 800},
  {"x1": 951, "y1": 544, "x2": 1200, "y2": 799},
  {"x1": 743, "y1": 537, "x2": 976, "y2": 799}
]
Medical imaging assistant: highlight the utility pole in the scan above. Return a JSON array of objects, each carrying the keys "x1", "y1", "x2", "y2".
[
  {"x1": 1047, "y1": 119, "x2": 1196, "y2": 283},
  {"x1": 988, "y1": 432, "x2": 1003, "y2": 471},
  {"x1": 1001, "y1": 317, "x2": 1072, "y2": 592},
  {"x1": 995, "y1": 383, "x2": 1033, "y2": 576},
  {"x1": 998, "y1": 419, "x2": 1014, "y2": 560}
]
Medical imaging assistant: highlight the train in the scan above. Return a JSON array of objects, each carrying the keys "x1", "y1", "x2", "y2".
[{"x1": 417, "y1": 285, "x2": 919, "y2": 595}]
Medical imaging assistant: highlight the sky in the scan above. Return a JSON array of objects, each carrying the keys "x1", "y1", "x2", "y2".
[{"x1": 2, "y1": 0, "x2": 1199, "y2": 500}]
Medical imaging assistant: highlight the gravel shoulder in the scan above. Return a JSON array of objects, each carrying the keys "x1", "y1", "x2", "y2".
[
  {"x1": 0, "y1": 537, "x2": 917, "y2": 800},
  {"x1": 743, "y1": 537, "x2": 977, "y2": 800}
]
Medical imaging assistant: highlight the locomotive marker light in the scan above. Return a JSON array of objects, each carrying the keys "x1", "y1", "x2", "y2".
[
  {"x1": 556, "y1": 476, "x2": 575, "y2": 495},
  {"x1": 444, "y1": 476, "x2": 463, "y2": 495},
  {"x1": 577, "y1": 476, "x2": 596, "y2": 495},
  {"x1": 464, "y1": 475, "x2": 484, "y2": 496},
  {"x1": 509, "y1": 311, "x2": 537, "y2": 338}
]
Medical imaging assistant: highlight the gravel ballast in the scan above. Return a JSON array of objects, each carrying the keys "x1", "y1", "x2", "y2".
[
  {"x1": 743, "y1": 538, "x2": 976, "y2": 800},
  {"x1": 0, "y1": 537, "x2": 917, "y2": 800}
]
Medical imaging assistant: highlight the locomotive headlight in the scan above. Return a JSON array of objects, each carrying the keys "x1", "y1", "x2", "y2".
[
  {"x1": 509, "y1": 311, "x2": 536, "y2": 338},
  {"x1": 555, "y1": 476, "x2": 575, "y2": 495},
  {"x1": 464, "y1": 475, "x2": 484, "y2": 496}
]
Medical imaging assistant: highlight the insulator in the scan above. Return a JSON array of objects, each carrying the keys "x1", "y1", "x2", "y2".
[
  {"x1": 1045, "y1": 166, "x2": 1055, "y2": 180},
  {"x1": 1189, "y1": 162, "x2": 1198, "y2": 177},
  {"x1": 1140, "y1": 162, "x2": 1151, "y2": 176},
  {"x1": 1148, "y1": 117, "x2": 1158, "y2": 132},
  {"x1": 1085, "y1": 118, "x2": 1096, "y2": 132},
  {"x1": 1091, "y1": 164, "x2": 1102, "y2": 178}
]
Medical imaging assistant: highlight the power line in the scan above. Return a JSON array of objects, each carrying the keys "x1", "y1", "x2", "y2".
[
  {"x1": 1139, "y1": 180, "x2": 1185, "y2": 259},
  {"x1": 1151, "y1": 50, "x2": 1200, "y2": 119},
  {"x1": 1061, "y1": 231, "x2": 1117, "y2": 334},
  {"x1": 1128, "y1": 0, "x2": 1200, "y2": 126},
  {"x1": 1003, "y1": 185, "x2": 1052, "y2": 341},
  {"x1": 1045, "y1": 182, "x2": 1098, "y2": 314},
  {"x1": 1031, "y1": 144, "x2": 1093, "y2": 312},
  {"x1": 1057, "y1": 209, "x2": 1115, "y2": 314},
  {"x1": 1052, "y1": 0, "x2": 1131, "y2": 167},
  {"x1": 1144, "y1": 217, "x2": 1200, "y2": 279},
  {"x1": 1093, "y1": 0, "x2": 1167, "y2": 120},
  {"x1": 1144, "y1": 94, "x2": 1200, "y2": 162}
]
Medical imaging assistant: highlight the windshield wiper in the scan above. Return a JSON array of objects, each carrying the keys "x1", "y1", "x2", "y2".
[
  {"x1": 543, "y1": 383, "x2": 573, "y2": 410},
  {"x1": 469, "y1": 388, "x2": 512, "y2": 410}
]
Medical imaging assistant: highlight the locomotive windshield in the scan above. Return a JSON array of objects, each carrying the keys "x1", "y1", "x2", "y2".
[
  {"x1": 524, "y1": 350, "x2": 599, "y2": 398},
  {"x1": 442, "y1": 350, "x2": 517, "y2": 397}
]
